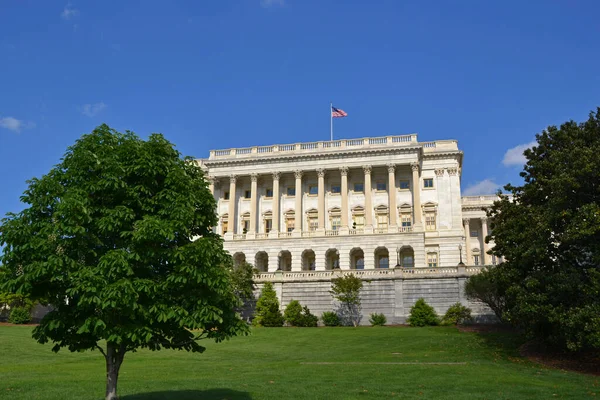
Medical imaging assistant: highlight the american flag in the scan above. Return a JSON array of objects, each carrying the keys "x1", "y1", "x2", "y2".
[{"x1": 331, "y1": 106, "x2": 348, "y2": 118}]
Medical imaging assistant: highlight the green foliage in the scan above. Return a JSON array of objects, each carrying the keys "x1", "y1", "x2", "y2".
[
  {"x1": 407, "y1": 298, "x2": 439, "y2": 327},
  {"x1": 229, "y1": 261, "x2": 255, "y2": 305},
  {"x1": 369, "y1": 313, "x2": 387, "y2": 326},
  {"x1": 284, "y1": 300, "x2": 303, "y2": 326},
  {"x1": 330, "y1": 274, "x2": 363, "y2": 326},
  {"x1": 321, "y1": 311, "x2": 341, "y2": 327},
  {"x1": 0, "y1": 125, "x2": 248, "y2": 399},
  {"x1": 0, "y1": 292, "x2": 34, "y2": 320},
  {"x1": 487, "y1": 109, "x2": 600, "y2": 351},
  {"x1": 9, "y1": 307, "x2": 31, "y2": 324},
  {"x1": 465, "y1": 267, "x2": 512, "y2": 321},
  {"x1": 253, "y1": 282, "x2": 284, "y2": 327},
  {"x1": 441, "y1": 303, "x2": 472, "y2": 326}
]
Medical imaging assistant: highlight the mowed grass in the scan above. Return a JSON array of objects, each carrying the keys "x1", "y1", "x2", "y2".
[{"x1": 0, "y1": 325, "x2": 598, "y2": 399}]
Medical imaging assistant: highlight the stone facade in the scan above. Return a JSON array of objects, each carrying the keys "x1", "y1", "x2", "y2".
[{"x1": 199, "y1": 134, "x2": 499, "y2": 322}]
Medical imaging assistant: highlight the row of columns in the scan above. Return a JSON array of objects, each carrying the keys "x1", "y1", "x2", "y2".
[
  {"x1": 212, "y1": 163, "x2": 424, "y2": 236},
  {"x1": 463, "y1": 217, "x2": 489, "y2": 265}
]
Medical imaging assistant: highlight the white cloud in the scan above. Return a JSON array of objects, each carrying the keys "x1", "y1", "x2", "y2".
[
  {"x1": 0, "y1": 116, "x2": 35, "y2": 133},
  {"x1": 261, "y1": 0, "x2": 285, "y2": 7},
  {"x1": 463, "y1": 179, "x2": 501, "y2": 196},
  {"x1": 61, "y1": 4, "x2": 79, "y2": 20},
  {"x1": 81, "y1": 102, "x2": 106, "y2": 117},
  {"x1": 502, "y1": 141, "x2": 536, "y2": 167}
]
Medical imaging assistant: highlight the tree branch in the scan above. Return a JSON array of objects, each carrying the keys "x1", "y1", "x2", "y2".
[{"x1": 95, "y1": 344, "x2": 107, "y2": 359}]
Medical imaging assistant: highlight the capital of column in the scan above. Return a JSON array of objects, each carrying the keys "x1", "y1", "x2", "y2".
[
  {"x1": 316, "y1": 168, "x2": 325, "y2": 178},
  {"x1": 411, "y1": 162, "x2": 420, "y2": 172},
  {"x1": 387, "y1": 164, "x2": 396, "y2": 174},
  {"x1": 481, "y1": 216, "x2": 488, "y2": 222},
  {"x1": 272, "y1": 171, "x2": 281, "y2": 180},
  {"x1": 229, "y1": 174, "x2": 237, "y2": 184},
  {"x1": 339, "y1": 166, "x2": 349, "y2": 176},
  {"x1": 362, "y1": 165, "x2": 372, "y2": 174},
  {"x1": 447, "y1": 167, "x2": 458, "y2": 176},
  {"x1": 294, "y1": 170, "x2": 303, "y2": 179},
  {"x1": 463, "y1": 218, "x2": 470, "y2": 226},
  {"x1": 434, "y1": 168, "x2": 445, "y2": 177},
  {"x1": 250, "y1": 173, "x2": 258, "y2": 182}
]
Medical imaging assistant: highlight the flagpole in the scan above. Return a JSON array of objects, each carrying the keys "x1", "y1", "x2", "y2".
[{"x1": 330, "y1": 101, "x2": 333, "y2": 141}]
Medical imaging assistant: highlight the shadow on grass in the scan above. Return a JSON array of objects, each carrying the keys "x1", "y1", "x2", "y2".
[
  {"x1": 121, "y1": 389, "x2": 252, "y2": 400},
  {"x1": 460, "y1": 325, "x2": 526, "y2": 358}
]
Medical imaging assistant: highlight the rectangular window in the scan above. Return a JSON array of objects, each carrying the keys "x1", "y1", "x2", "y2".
[
  {"x1": 470, "y1": 230, "x2": 479, "y2": 238},
  {"x1": 376, "y1": 182, "x2": 387, "y2": 191},
  {"x1": 266, "y1": 188, "x2": 273, "y2": 198},
  {"x1": 286, "y1": 218, "x2": 294, "y2": 232},
  {"x1": 399, "y1": 180, "x2": 410, "y2": 190},
  {"x1": 224, "y1": 191, "x2": 230, "y2": 200},
  {"x1": 222, "y1": 220, "x2": 228, "y2": 234},
  {"x1": 353, "y1": 214, "x2": 364, "y2": 230},
  {"x1": 309, "y1": 185, "x2": 318, "y2": 195},
  {"x1": 401, "y1": 214, "x2": 412, "y2": 232},
  {"x1": 287, "y1": 187, "x2": 295, "y2": 196},
  {"x1": 427, "y1": 253, "x2": 438, "y2": 268},
  {"x1": 377, "y1": 214, "x2": 388, "y2": 229},
  {"x1": 331, "y1": 216, "x2": 341, "y2": 231},
  {"x1": 264, "y1": 218, "x2": 272, "y2": 233},
  {"x1": 242, "y1": 220, "x2": 250, "y2": 233},
  {"x1": 424, "y1": 178, "x2": 434, "y2": 188},
  {"x1": 308, "y1": 217, "x2": 318, "y2": 232},
  {"x1": 473, "y1": 255, "x2": 480, "y2": 266},
  {"x1": 244, "y1": 190, "x2": 251, "y2": 199},
  {"x1": 425, "y1": 211, "x2": 436, "y2": 231},
  {"x1": 331, "y1": 184, "x2": 341, "y2": 194},
  {"x1": 354, "y1": 183, "x2": 364, "y2": 192}
]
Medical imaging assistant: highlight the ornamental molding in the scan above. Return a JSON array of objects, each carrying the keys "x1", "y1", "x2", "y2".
[
  {"x1": 462, "y1": 218, "x2": 470, "y2": 225},
  {"x1": 229, "y1": 174, "x2": 237, "y2": 184},
  {"x1": 434, "y1": 168, "x2": 445, "y2": 177},
  {"x1": 362, "y1": 165, "x2": 372, "y2": 174},
  {"x1": 410, "y1": 162, "x2": 420, "y2": 172},
  {"x1": 339, "y1": 166, "x2": 349, "y2": 176},
  {"x1": 272, "y1": 171, "x2": 281, "y2": 180},
  {"x1": 250, "y1": 173, "x2": 258, "y2": 182},
  {"x1": 316, "y1": 168, "x2": 325, "y2": 178},
  {"x1": 294, "y1": 170, "x2": 303, "y2": 179},
  {"x1": 447, "y1": 167, "x2": 458, "y2": 176},
  {"x1": 387, "y1": 164, "x2": 396, "y2": 173}
]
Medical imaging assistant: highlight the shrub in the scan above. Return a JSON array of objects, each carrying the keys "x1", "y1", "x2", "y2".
[
  {"x1": 464, "y1": 266, "x2": 512, "y2": 321},
  {"x1": 369, "y1": 313, "x2": 387, "y2": 326},
  {"x1": 407, "y1": 298, "x2": 439, "y2": 327},
  {"x1": 321, "y1": 311, "x2": 341, "y2": 327},
  {"x1": 301, "y1": 306, "x2": 318, "y2": 327},
  {"x1": 252, "y1": 282, "x2": 284, "y2": 327},
  {"x1": 284, "y1": 300, "x2": 303, "y2": 326},
  {"x1": 9, "y1": 307, "x2": 31, "y2": 324},
  {"x1": 441, "y1": 303, "x2": 472, "y2": 326}
]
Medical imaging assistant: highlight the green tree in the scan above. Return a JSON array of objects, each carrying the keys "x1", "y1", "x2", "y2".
[
  {"x1": 0, "y1": 125, "x2": 248, "y2": 400},
  {"x1": 407, "y1": 298, "x2": 439, "y2": 327},
  {"x1": 487, "y1": 108, "x2": 600, "y2": 351},
  {"x1": 465, "y1": 266, "x2": 514, "y2": 321},
  {"x1": 253, "y1": 282, "x2": 284, "y2": 327},
  {"x1": 229, "y1": 262, "x2": 255, "y2": 306},
  {"x1": 330, "y1": 274, "x2": 363, "y2": 326},
  {"x1": 283, "y1": 300, "x2": 303, "y2": 326}
]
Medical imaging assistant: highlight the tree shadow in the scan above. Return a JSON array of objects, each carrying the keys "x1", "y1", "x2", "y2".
[{"x1": 121, "y1": 389, "x2": 252, "y2": 400}]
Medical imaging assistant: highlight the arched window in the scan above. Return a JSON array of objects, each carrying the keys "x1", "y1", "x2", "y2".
[
  {"x1": 400, "y1": 246, "x2": 414, "y2": 268},
  {"x1": 375, "y1": 247, "x2": 389, "y2": 269},
  {"x1": 301, "y1": 249, "x2": 316, "y2": 270},
  {"x1": 255, "y1": 251, "x2": 268, "y2": 272},
  {"x1": 325, "y1": 249, "x2": 339, "y2": 270},
  {"x1": 350, "y1": 248, "x2": 364, "y2": 270}
]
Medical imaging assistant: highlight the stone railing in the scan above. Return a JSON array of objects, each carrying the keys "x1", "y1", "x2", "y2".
[
  {"x1": 253, "y1": 266, "x2": 483, "y2": 282},
  {"x1": 226, "y1": 227, "x2": 416, "y2": 241},
  {"x1": 207, "y1": 134, "x2": 430, "y2": 160}
]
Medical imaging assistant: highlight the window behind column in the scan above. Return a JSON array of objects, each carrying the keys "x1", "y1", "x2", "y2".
[
  {"x1": 306, "y1": 209, "x2": 318, "y2": 231},
  {"x1": 472, "y1": 249, "x2": 480, "y2": 265},
  {"x1": 399, "y1": 204, "x2": 412, "y2": 232},
  {"x1": 263, "y1": 211, "x2": 272, "y2": 233},
  {"x1": 241, "y1": 212, "x2": 250, "y2": 233},
  {"x1": 329, "y1": 207, "x2": 341, "y2": 231},
  {"x1": 284, "y1": 210, "x2": 295, "y2": 232},
  {"x1": 423, "y1": 202, "x2": 437, "y2": 231},
  {"x1": 375, "y1": 205, "x2": 388, "y2": 231},
  {"x1": 221, "y1": 214, "x2": 229, "y2": 234},
  {"x1": 351, "y1": 206, "x2": 365, "y2": 230}
]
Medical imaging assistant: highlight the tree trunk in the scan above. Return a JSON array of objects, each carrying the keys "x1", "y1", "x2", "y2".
[{"x1": 105, "y1": 343, "x2": 125, "y2": 400}]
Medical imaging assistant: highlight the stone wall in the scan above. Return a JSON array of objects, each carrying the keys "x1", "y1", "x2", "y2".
[{"x1": 254, "y1": 269, "x2": 495, "y2": 325}]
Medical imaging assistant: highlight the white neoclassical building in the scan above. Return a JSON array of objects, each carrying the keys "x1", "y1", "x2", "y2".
[
  {"x1": 199, "y1": 134, "x2": 497, "y2": 273},
  {"x1": 199, "y1": 134, "x2": 499, "y2": 323}
]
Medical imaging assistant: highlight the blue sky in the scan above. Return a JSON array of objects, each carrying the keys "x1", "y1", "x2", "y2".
[{"x1": 1, "y1": 0, "x2": 599, "y2": 218}]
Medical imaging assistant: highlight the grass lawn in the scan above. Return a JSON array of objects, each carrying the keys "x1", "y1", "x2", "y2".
[{"x1": 0, "y1": 325, "x2": 597, "y2": 399}]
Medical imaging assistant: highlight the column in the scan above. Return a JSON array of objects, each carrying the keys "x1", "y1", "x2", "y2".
[
  {"x1": 340, "y1": 166, "x2": 349, "y2": 232},
  {"x1": 317, "y1": 169, "x2": 325, "y2": 231},
  {"x1": 248, "y1": 173, "x2": 258, "y2": 238},
  {"x1": 207, "y1": 176, "x2": 215, "y2": 196},
  {"x1": 363, "y1": 165, "x2": 373, "y2": 233},
  {"x1": 411, "y1": 162, "x2": 423, "y2": 228},
  {"x1": 463, "y1": 218, "x2": 471, "y2": 265},
  {"x1": 270, "y1": 171, "x2": 280, "y2": 238},
  {"x1": 227, "y1": 175, "x2": 237, "y2": 237},
  {"x1": 387, "y1": 164, "x2": 397, "y2": 229},
  {"x1": 481, "y1": 217, "x2": 488, "y2": 265},
  {"x1": 293, "y1": 170, "x2": 303, "y2": 236}
]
